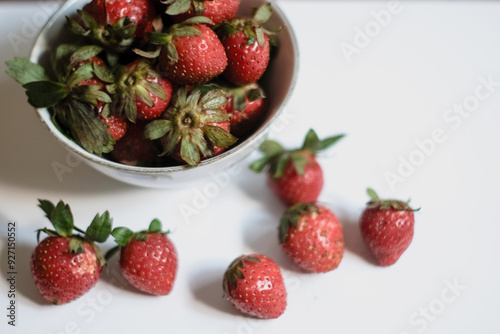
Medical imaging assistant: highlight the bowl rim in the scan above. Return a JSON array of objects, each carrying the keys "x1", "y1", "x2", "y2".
[{"x1": 29, "y1": 0, "x2": 300, "y2": 175}]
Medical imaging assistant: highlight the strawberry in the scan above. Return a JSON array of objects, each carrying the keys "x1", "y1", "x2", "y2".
[
  {"x1": 360, "y1": 188, "x2": 419, "y2": 266},
  {"x1": 110, "y1": 121, "x2": 159, "y2": 166},
  {"x1": 148, "y1": 17, "x2": 228, "y2": 85},
  {"x1": 223, "y1": 254, "x2": 287, "y2": 319},
  {"x1": 31, "y1": 200, "x2": 112, "y2": 304},
  {"x1": 216, "y1": 3, "x2": 278, "y2": 85},
  {"x1": 279, "y1": 202, "x2": 344, "y2": 273},
  {"x1": 144, "y1": 86, "x2": 237, "y2": 166},
  {"x1": 108, "y1": 59, "x2": 173, "y2": 122},
  {"x1": 6, "y1": 45, "x2": 115, "y2": 155},
  {"x1": 164, "y1": 0, "x2": 240, "y2": 25},
  {"x1": 68, "y1": 0, "x2": 158, "y2": 53},
  {"x1": 100, "y1": 115, "x2": 128, "y2": 140},
  {"x1": 223, "y1": 82, "x2": 266, "y2": 138},
  {"x1": 106, "y1": 219, "x2": 178, "y2": 296},
  {"x1": 250, "y1": 129, "x2": 345, "y2": 206}
]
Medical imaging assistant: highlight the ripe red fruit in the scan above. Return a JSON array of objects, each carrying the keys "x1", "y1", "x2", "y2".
[
  {"x1": 69, "y1": 0, "x2": 158, "y2": 52},
  {"x1": 151, "y1": 19, "x2": 228, "y2": 85},
  {"x1": 279, "y1": 203, "x2": 344, "y2": 273},
  {"x1": 250, "y1": 129, "x2": 344, "y2": 206},
  {"x1": 360, "y1": 188, "x2": 418, "y2": 266},
  {"x1": 222, "y1": 82, "x2": 266, "y2": 138},
  {"x1": 107, "y1": 219, "x2": 178, "y2": 296},
  {"x1": 31, "y1": 236, "x2": 103, "y2": 305},
  {"x1": 100, "y1": 115, "x2": 128, "y2": 140},
  {"x1": 110, "y1": 121, "x2": 159, "y2": 166},
  {"x1": 165, "y1": 0, "x2": 240, "y2": 25},
  {"x1": 223, "y1": 254, "x2": 287, "y2": 319},
  {"x1": 31, "y1": 200, "x2": 112, "y2": 304},
  {"x1": 144, "y1": 86, "x2": 237, "y2": 166},
  {"x1": 110, "y1": 60, "x2": 173, "y2": 122},
  {"x1": 216, "y1": 3, "x2": 278, "y2": 85}
]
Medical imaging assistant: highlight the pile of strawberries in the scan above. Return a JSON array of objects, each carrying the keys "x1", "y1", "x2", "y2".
[
  {"x1": 6, "y1": 0, "x2": 279, "y2": 167},
  {"x1": 30, "y1": 129, "x2": 419, "y2": 321}
]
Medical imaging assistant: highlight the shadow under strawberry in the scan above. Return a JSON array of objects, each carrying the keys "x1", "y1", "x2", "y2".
[
  {"x1": 0, "y1": 238, "x2": 46, "y2": 305},
  {"x1": 188, "y1": 261, "x2": 241, "y2": 316}
]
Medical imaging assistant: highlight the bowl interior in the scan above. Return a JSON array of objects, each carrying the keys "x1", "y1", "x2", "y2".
[{"x1": 29, "y1": 0, "x2": 299, "y2": 187}]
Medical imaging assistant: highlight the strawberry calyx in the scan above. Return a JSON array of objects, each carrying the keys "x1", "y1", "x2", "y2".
[
  {"x1": 106, "y1": 59, "x2": 168, "y2": 122},
  {"x1": 164, "y1": 0, "x2": 206, "y2": 16},
  {"x1": 105, "y1": 218, "x2": 168, "y2": 259},
  {"x1": 215, "y1": 3, "x2": 279, "y2": 47},
  {"x1": 37, "y1": 199, "x2": 112, "y2": 267},
  {"x1": 278, "y1": 202, "x2": 321, "y2": 244},
  {"x1": 138, "y1": 16, "x2": 214, "y2": 61},
  {"x1": 249, "y1": 129, "x2": 345, "y2": 179},
  {"x1": 365, "y1": 188, "x2": 420, "y2": 212},
  {"x1": 67, "y1": 9, "x2": 137, "y2": 54},
  {"x1": 222, "y1": 255, "x2": 261, "y2": 297},
  {"x1": 201, "y1": 81, "x2": 265, "y2": 112},
  {"x1": 144, "y1": 86, "x2": 237, "y2": 166}
]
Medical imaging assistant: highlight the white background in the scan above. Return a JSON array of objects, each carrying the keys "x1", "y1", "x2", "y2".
[{"x1": 1, "y1": 1, "x2": 500, "y2": 333}]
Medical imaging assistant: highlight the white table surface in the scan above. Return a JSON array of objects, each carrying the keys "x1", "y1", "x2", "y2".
[{"x1": 1, "y1": 1, "x2": 500, "y2": 333}]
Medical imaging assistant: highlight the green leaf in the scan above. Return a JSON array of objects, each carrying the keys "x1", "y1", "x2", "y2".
[
  {"x1": 180, "y1": 133, "x2": 201, "y2": 166},
  {"x1": 85, "y1": 211, "x2": 113, "y2": 243},
  {"x1": 165, "y1": 0, "x2": 192, "y2": 15},
  {"x1": 255, "y1": 27, "x2": 265, "y2": 47},
  {"x1": 259, "y1": 140, "x2": 284, "y2": 157},
  {"x1": 23, "y1": 81, "x2": 68, "y2": 108},
  {"x1": 302, "y1": 129, "x2": 320, "y2": 151},
  {"x1": 91, "y1": 243, "x2": 106, "y2": 267},
  {"x1": 148, "y1": 32, "x2": 172, "y2": 45},
  {"x1": 159, "y1": 128, "x2": 181, "y2": 156},
  {"x1": 5, "y1": 57, "x2": 50, "y2": 85},
  {"x1": 69, "y1": 237, "x2": 85, "y2": 254},
  {"x1": 366, "y1": 188, "x2": 379, "y2": 201},
  {"x1": 67, "y1": 62, "x2": 94, "y2": 87},
  {"x1": 253, "y1": 3, "x2": 273, "y2": 25},
  {"x1": 74, "y1": 85, "x2": 112, "y2": 105},
  {"x1": 66, "y1": 16, "x2": 88, "y2": 36},
  {"x1": 51, "y1": 200, "x2": 74, "y2": 237},
  {"x1": 192, "y1": 0, "x2": 205, "y2": 16},
  {"x1": 133, "y1": 47, "x2": 162, "y2": 59},
  {"x1": 166, "y1": 42, "x2": 179, "y2": 64},
  {"x1": 243, "y1": 25, "x2": 256, "y2": 45},
  {"x1": 148, "y1": 219, "x2": 162, "y2": 233},
  {"x1": 180, "y1": 15, "x2": 213, "y2": 26},
  {"x1": 203, "y1": 124, "x2": 238, "y2": 148},
  {"x1": 111, "y1": 227, "x2": 135, "y2": 247},
  {"x1": 248, "y1": 156, "x2": 271, "y2": 173},
  {"x1": 38, "y1": 199, "x2": 55, "y2": 221},
  {"x1": 93, "y1": 63, "x2": 114, "y2": 83},
  {"x1": 273, "y1": 153, "x2": 290, "y2": 179},
  {"x1": 290, "y1": 151, "x2": 307, "y2": 175},
  {"x1": 69, "y1": 45, "x2": 103, "y2": 69},
  {"x1": 145, "y1": 120, "x2": 173, "y2": 140},
  {"x1": 135, "y1": 84, "x2": 154, "y2": 107},
  {"x1": 200, "y1": 89, "x2": 227, "y2": 110},
  {"x1": 142, "y1": 80, "x2": 167, "y2": 101},
  {"x1": 171, "y1": 25, "x2": 202, "y2": 37},
  {"x1": 199, "y1": 109, "x2": 230, "y2": 123},
  {"x1": 317, "y1": 134, "x2": 345, "y2": 151}
]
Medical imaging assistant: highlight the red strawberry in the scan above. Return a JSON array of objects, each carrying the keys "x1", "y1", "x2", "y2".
[
  {"x1": 360, "y1": 188, "x2": 418, "y2": 266},
  {"x1": 150, "y1": 18, "x2": 227, "y2": 85},
  {"x1": 223, "y1": 82, "x2": 266, "y2": 138},
  {"x1": 110, "y1": 121, "x2": 159, "y2": 166},
  {"x1": 109, "y1": 59, "x2": 173, "y2": 122},
  {"x1": 100, "y1": 115, "x2": 128, "y2": 140},
  {"x1": 279, "y1": 202, "x2": 344, "y2": 273},
  {"x1": 250, "y1": 129, "x2": 344, "y2": 206},
  {"x1": 165, "y1": 0, "x2": 240, "y2": 25},
  {"x1": 216, "y1": 3, "x2": 278, "y2": 85},
  {"x1": 144, "y1": 86, "x2": 237, "y2": 166},
  {"x1": 223, "y1": 254, "x2": 287, "y2": 319},
  {"x1": 68, "y1": 0, "x2": 158, "y2": 52},
  {"x1": 31, "y1": 200, "x2": 112, "y2": 304},
  {"x1": 107, "y1": 219, "x2": 178, "y2": 296}
]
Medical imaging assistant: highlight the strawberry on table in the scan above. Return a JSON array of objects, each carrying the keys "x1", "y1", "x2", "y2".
[
  {"x1": 106, "y1": 219, "x2": 178, "y2": 296},
  {"x1": 216, "y1": 3, "x2": 278, "y2": 85},
  {"x1": 31, "y1": 200, "x2": 112, "y2": 305},
  {"x1": 223, "y1": 254, "x2": 287, "y2": 319},
  {"x1": 164, "y1": 0, "x2": 240, "y2": 25},
  {"x1": 360, "y1": 188, "x2": 419, "y2": 266},
  {"x1": 144, "y1": 86, "x2": 237, "y2": 166},
  {"x1": 250, "y1": 129, "x2": 345, "y2": 206},
  {"x1": 146, "y1": 16, "x2": 228, "y2": 85},
  {"x1": 279, "y1": 202, "x2": 344, "y2": 273}
]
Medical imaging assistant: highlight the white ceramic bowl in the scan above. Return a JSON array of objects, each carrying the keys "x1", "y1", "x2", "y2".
[{"x1": 30, "y1": 0, "x2": 299, "y2": 188}]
